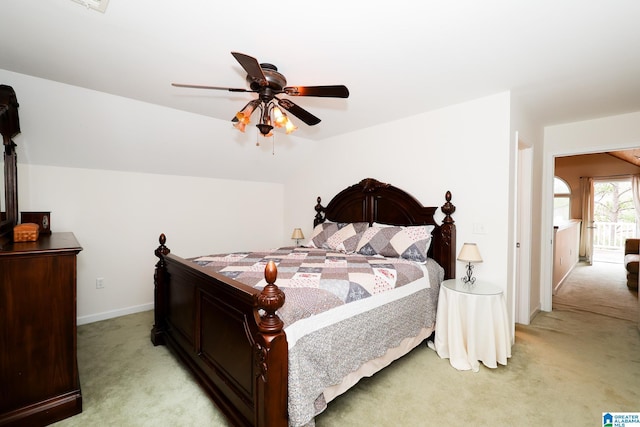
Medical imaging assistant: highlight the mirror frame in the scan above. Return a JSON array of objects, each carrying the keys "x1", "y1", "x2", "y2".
[
  {"x1": 0, "y1": 85, "x2": 19, "y2": 246},
  {"x1": 0, "y1": 142, "x2": 18, "y2": 244}
]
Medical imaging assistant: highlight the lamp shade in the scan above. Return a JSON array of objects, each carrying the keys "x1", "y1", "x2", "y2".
[
  {"x1": 291, "y1": 228, "x2": 304, "y2": 240},
  {"x1": 457, "y1": 243, "x2": 483, "y2": 263}
]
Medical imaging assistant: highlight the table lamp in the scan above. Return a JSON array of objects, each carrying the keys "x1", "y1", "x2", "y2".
[
  {"x1": 291, "y1": 228, "x2": 304, "y2": 246},
  {"x1": 457, "y1": 243, "x2": 483, "y2": 284}
]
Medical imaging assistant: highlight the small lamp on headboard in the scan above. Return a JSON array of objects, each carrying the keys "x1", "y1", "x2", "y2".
[
  {"x1": 457, "y1": 243, "x2": 483, "y2": 284},
  {"x1": 291, "y1": 228, "x2": 305, "y2": 247}
]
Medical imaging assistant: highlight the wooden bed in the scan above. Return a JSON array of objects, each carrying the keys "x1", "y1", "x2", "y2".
[{"x1": 150, "y1": 177, "x2": 456, "y2": 427}]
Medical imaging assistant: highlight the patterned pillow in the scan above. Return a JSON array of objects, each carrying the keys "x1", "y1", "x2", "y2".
[
  {"x1": 306, "y1": 222, "x2": 369, "y2": 253},
  {"x1": 356, "y1": 225, "x2": 435, "y2": 263}
]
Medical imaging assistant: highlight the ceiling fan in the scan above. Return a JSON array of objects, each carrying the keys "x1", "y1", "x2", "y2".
[{"x1": 172, "y1": 52, "x2": 349, "y2": 137}]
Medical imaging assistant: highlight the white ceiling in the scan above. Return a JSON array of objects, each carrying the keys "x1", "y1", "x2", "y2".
[{"x1": 2, "y1": 0, "x2": 640, "y2": 141}]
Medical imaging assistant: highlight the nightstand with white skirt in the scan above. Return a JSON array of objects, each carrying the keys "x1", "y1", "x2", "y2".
[{"x1": 434, "y1": 279, "x2": 511, "y2": 372}]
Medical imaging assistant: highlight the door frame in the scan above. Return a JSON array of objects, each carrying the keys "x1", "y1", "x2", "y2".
[
  {"x1": 541, "y1": 145, "x2": 640, "y2": 312},
  {"x1": 516, "y1": 140, "x2": 533, "y2": 325}
]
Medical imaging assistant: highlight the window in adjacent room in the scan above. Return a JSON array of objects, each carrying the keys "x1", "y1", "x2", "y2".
[{"x1": 554, "y1": 177, "x2": 571, "y2": 225}]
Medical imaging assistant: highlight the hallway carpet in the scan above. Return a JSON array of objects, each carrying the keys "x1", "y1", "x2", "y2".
[{"x1": 554, "y1": 261, "x2": 638, "y2": 322}]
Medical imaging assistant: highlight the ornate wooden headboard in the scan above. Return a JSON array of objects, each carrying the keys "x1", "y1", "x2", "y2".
[{"x1": 313, "y1": 178, "x2": 456, "y2": 279}]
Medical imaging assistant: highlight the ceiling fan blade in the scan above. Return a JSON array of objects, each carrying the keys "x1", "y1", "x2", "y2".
[
  {"x1": 231, "y1": 52, "x2": 267, "y2": 86},
  {"x1": 283, "y1": 85, "x2": 349, "y2": 98},
  {"x1": 277, "y1": 98, "x2": 321, "y2": 126},
  {"x1": 172, "y1": 83, "x2": 251, "y2": 92}
]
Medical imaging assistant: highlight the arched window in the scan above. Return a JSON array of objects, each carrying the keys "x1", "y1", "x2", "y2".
[{"x1": 554, "y1": 177, "x2": 571, "y2": 225}]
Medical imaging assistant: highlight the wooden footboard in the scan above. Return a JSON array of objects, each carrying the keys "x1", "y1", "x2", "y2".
[{"x1": 151, "y1": 234, "x2": 288, "y2": 427}]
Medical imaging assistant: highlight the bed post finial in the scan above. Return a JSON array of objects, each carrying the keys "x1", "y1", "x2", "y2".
[
  {"x1": 256, "y1": 261, "x2": 285, "y2": 334},
  {"x1": 155, "y1": 233, "x2": 170, "y2": 261},
  {"x1": 314, "y1": 196, "x2": 326, "y2": 227},
  {"x1": 151, "y1": 233, "x2": 171, "y2": 346},
  {"x1": 441, "y1": 191, "x2": 456, "y2": 224}
]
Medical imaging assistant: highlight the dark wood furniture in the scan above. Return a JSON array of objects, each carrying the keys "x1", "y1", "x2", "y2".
[
  {"x1": 0, "y1": 233, "x2": 83, "y2": 426},
  {"x1": 151, "y1": 178, "x2": 456, "y2": 427},
  {"x1": 624, "y1": 238, "x2": 639, "y2": 290},
  {"x1": 0, "y1": 85, "x2": 20, "y2": 248}
]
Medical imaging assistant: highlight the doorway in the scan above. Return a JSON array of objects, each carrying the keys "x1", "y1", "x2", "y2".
[{"x1": 551, "y1": 154, "x2": 640, "y2": 321}]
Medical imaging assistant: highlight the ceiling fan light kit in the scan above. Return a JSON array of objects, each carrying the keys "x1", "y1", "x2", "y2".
[{"x1": 172, "y1": 52, "x2": 348, "y2": 142}]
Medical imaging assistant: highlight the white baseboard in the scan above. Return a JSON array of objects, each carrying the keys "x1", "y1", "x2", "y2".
[
  {"x1": 529, "y1": 304, "x2": 542, "y2": 323},
  {"x1": 77, "y1": 302, "x2": 154, "y2": 325}
]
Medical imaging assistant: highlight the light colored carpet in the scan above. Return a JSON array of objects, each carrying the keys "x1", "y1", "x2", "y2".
[
  {"x1": 554, "y1": 261, "x2": 638, "y2": 322},
  {"x1": 54, "y1": 311, "x2": 232, "y2": 427},
  {"x1": 53, "y1": 264, "x2": 640, "y2": 427},
  {"x1": 318, "y1": 309, "x2": 640, "y2": 427}
]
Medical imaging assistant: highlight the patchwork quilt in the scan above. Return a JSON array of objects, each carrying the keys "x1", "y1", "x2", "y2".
[
  {"x1": 191, "y1": 246, "x2": 428, "y2": 327},
  {"x1": 191, "y1": 246, "x2": 444, "y2": 427}
]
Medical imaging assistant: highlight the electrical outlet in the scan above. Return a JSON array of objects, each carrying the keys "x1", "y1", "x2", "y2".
[{"x1": 96, "y1": 277, "x2": 105, "y2": 289}]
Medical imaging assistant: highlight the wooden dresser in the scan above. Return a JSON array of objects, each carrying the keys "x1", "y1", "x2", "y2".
[{"x1": 0, "y1": 233, "x2": 83, "y2": 426}]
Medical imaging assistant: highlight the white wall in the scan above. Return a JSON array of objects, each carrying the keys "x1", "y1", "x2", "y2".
[
  {"x1": 283, "y1": 93, "x2": 515, "y2": 319},
  {"x1": 18, "y1": 164, "x2": 285, "y2": 324},
  {"x1": 540, "y1": 111, "x2": 640, "y2": 310}
]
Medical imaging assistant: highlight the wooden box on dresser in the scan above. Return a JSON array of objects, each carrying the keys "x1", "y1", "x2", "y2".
[{"x1": 0, "y1": 232, "x2": 83, "y2": 426}]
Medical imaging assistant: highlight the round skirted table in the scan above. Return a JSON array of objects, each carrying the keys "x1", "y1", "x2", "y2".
[{"x1": 434, "y1": 279, "x2": 511, "y2": 372}]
